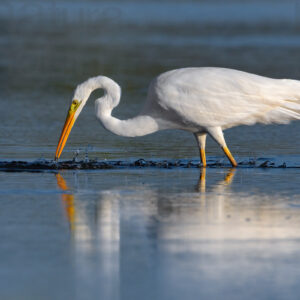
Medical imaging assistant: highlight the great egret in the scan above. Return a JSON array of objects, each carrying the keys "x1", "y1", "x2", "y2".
[{"x1": 55, "y1": 67, "x2": 300, "y2": 167}]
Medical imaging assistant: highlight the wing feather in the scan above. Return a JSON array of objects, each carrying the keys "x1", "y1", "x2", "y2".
[{"x1": 147, "y1": 67, "x2": 300, "y2": 129}]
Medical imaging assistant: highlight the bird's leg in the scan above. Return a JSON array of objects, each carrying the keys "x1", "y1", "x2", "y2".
[
  {"x1": 222, "y1": 146, "x2": 238, "y2": 167},
  {"x1": 195, "y1": 133, "x2": 207, "y2": 167},
  {"x1": 207, "y1": 127, "x2": 238, "y2": 167}
]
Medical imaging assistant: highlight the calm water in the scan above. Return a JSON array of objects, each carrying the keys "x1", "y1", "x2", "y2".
[
  {"x1": 2, "y1": 169, "x2": 300, "y2": 300},
  {"x1": 1, "y1": 0, "x2": 300, "y2": 299}
]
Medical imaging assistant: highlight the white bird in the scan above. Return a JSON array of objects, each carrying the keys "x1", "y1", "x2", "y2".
[{"x1": 55, "y1": 67, "x2": 300, "y2": 167}]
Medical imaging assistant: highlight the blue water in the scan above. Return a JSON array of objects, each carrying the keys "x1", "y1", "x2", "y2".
[
  {"x1": 1, "y1": 0, "x2": 300, "y2": 299},
  {"x1": 1, "y1": 169, "x2": 300, "y2": 300}
]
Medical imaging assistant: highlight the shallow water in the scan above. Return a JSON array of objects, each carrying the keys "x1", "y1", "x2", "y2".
[
  {"x1": 2, "y1": 169, "x2": 300, "y2": 300},
  {"x1": 1, "y1": 0, "x2": 300, "y2": 299}
]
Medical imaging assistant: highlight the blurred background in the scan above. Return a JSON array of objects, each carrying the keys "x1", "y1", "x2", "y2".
[{"x1": 1, "y1": 0, "x2": 300, "y2": 161}]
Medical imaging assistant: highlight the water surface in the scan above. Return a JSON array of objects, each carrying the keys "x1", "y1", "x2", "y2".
[
  {"x1": 1, "y1": 1, "x2": 300, "y2": 299},
  {"x1": 1, "y1": 169, "x2": 300, "y2": 299}
]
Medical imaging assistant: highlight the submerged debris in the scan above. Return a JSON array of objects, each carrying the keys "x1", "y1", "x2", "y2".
[
  {"x1": 0, "y1": 158, "x2": 297, "y2": 172},
  {"x1": 259, "y1": 160, "x2": 275, "y2": 168}
]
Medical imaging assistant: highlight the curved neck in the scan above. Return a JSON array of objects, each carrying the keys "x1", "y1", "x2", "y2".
[
  {"x1": 97, "y1": 113, "x2": 159, "y2": 137},
  {"x1": 76, "y1": 76, "x2": 159, "y2": 137}
]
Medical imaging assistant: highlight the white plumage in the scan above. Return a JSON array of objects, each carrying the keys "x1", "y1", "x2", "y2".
[
  {"x1": 55, "y1": 67, "x2": 300, "y2": 167},
  {"x1": 146, "y1": 67, "x2": 300, "y2": 128}
]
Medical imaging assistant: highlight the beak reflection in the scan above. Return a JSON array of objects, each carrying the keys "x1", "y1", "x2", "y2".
[{"x1": 55, "y1": 173, "x2": 76, "y2": 232}]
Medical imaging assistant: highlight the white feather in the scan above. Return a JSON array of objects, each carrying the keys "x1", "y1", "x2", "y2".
[{"x1": 144, "y1": 67, "x2": 300, "y2": 130}]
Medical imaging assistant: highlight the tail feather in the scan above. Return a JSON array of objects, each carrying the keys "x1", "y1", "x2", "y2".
[
  {"x1": 282, "y1": 100, "x2": 300, "y2": 112},
  {"x1": 262, "y1": 100, "x2": 300, "y2": 124}
]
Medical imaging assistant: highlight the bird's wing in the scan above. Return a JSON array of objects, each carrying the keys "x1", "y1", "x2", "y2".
[{"x1": 149, "y1": 68, "x2": 300, "y2": 129}]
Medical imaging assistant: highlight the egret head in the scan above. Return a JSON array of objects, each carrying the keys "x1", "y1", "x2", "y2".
[
  {"x1": 54, "y1": 98, "x2": 84, "y2": 160},
  {"x1": 54, "y1": 75, "x2": 121, "y2": 160}
]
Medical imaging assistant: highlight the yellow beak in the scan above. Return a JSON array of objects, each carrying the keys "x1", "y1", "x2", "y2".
[{"x1": 55, "y1": 100, "x2": 81, "y2": 160}]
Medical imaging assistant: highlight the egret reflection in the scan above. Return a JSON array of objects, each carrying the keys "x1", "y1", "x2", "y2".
[
  {"x1": 54, "y1": 170, "x2": 300, "y2": 298},
  {"x1": 55, "y1": 169, "x2": 300, "y2": 244},
  {"x1": 197, "y1": 168, "x2": 236, "y2": 192},
  {"x1": 55, "y1": 173, "x2": 120, "y2": 299},
  {"x1": 55, "y1": 173, "x2": 120, "y2": 246}
]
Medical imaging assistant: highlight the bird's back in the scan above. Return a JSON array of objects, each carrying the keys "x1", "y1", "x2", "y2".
[{"x1": 143, "y1": 67, "x2": 300, "y2": 130}]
